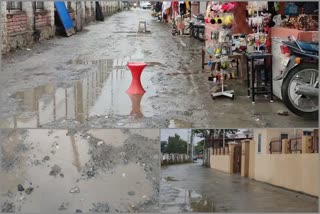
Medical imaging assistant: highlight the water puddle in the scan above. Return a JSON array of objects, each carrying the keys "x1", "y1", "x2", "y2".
[
  {"x1": 0, "y1": 129, "x2": 158, "y2": 212},
  {"x1": 1, "y1": 58, "x2": 159, "y2": 128},
  {"x1": 160, "y1": 184, "x2": 215, "y2": 212},
  {"x1": 168, "y1": 119, "x2": 192, "y2": 128},
  {"x1": 87, "y1": 129, "x2": 128, "y2": 147}
]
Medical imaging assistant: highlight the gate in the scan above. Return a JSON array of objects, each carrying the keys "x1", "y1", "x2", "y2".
[{"x1": 233, "y1": 145, "x2": 241, "y2": 173}]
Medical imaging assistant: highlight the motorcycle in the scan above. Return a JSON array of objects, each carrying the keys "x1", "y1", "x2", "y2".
[
  {"x1": 187, "y1": 14, "x2": 205, "y2": 41},
  {"x1": 274, "y1": 36, "x2": 318, "y2": 119}
]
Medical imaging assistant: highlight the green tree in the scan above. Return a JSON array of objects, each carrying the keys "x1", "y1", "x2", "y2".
[
  {"x1": 195, "y1": 140, "x2": 205, "y2": 155},
  {"x1": 192, "y1": 129, "x2": 239, "y2": 148},
  {"x1": 165, "y1": 134, "x2": 188, "y2": 154}
]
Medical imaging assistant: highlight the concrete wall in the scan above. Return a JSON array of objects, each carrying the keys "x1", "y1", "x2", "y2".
[
  {"x1": 209, "y1": 148, "x2": 232, "y2": 173},
  {"x1": 250, "y1": 129, "x2": 319, "y2": 197},
  {"x1": 253, "y1": 153, "x2": 318, "y2": 197},
  {"x1": 161, "y1": 153, "x2": 190, "y2": 165}
]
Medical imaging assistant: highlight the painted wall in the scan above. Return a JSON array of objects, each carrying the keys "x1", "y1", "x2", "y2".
[
  {"x1": 209, "y1": 148, "x2": 232, "y2": 173},
  {"x1": 253, "y1": 153, "x2": 318, "y2": 197},
  {"x1": 251, "y1": 129, "x2": 319, "y2": 197}
]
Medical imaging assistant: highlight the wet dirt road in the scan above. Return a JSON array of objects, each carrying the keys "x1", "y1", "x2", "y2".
[
  {"x1": 160, "y1": 162, "x2": 318, "y2": 212},
  {"x1": 0, "y1": 8, "x2": 317, "y2": 128},
  {"x1": 0, "y1": 129, "x2": 160, "y2": 213}
]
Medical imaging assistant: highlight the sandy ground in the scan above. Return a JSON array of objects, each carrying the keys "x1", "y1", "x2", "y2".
[{"x1": 0, "y1": 129, "x2": 160, "y2": 213}]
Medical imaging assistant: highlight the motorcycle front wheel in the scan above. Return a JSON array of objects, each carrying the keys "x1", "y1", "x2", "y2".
[{"x1": 281, "y1": 63, "x2": 318, "y2": 119}]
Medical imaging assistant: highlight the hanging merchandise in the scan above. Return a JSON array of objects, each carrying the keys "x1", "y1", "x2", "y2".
[
  {"x1": 207, "y1": 2, "x2": 235, "y2": 100},
  {"x1": 162, "y1": 1, "x2": 172, "y2": 18}
]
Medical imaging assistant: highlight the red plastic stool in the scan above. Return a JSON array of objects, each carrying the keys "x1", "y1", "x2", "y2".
[
  {"x1": 126, "y1": 62, "x2": 147, "y2": 94},
  {"x1": 128, "y1": 93, "x2": 144, "y2": 119}
]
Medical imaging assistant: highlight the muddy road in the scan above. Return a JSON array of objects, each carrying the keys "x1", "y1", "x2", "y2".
[
  {"x1": 0, "y1": 129, "x2": 160, "y2": 213},
  {"x1": 160, "y1": 162, "x2": 318, "y2": 212},
  {"x1": 0, "y1": 8, "x2": 317, "y2": 128}
]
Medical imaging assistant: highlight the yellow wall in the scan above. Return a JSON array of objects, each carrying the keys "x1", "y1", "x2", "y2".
[
  {"x1": 251, "y1": 129, "x2": 319, "y2": 197},
  {"x1": 253, "y1": 153, "x2": 318, "y2": 197},
  {"x1": 210, "y1": 148, "x2": 232, "y2": 173}
]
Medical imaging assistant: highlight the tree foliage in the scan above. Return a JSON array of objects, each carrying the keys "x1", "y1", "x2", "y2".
[
  {"x1": 162, "y1": 133, "x2": 188, "y2": 154},
  {"x1": 192, "y1": 129, "x2": 239, "y2": 149}
]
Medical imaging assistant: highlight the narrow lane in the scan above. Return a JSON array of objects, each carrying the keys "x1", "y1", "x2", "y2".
[
  {"x1": 0, "y1": 9, "x2": 316, "y2": 128},
  {"x1": 160, "y1": 162, "x2": 318, "y2": 212}
]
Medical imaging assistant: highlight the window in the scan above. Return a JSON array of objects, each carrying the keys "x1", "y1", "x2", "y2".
[
  {"x1": 35, "y1": 2, "x2": 44, "y2": 10},
  {"x1": 280, "y1": 133, "x2": 289, "y2": 141},
  {"x1": 6, "y1": 1, "x2": 22, "y2": 10},
  {"x1": 258, "y1": 134, "x2": 261, "y2": 153}
]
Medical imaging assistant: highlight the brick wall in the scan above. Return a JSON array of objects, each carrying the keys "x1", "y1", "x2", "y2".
[
  {"x1": 6, "y1": 12, "x2": 28, "y2": 35},
  {"x1": 35, "y1": 11, "x2": 51, "y2": 28}
]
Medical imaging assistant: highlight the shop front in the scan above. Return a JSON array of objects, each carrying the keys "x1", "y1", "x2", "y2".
[{"x1": 202, "y1": 1, "x2": 318, "y2": 119}]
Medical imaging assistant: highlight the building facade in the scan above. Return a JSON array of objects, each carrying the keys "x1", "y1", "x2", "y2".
[{"x1": 1, "y1": 1, "x2": 123, "y2": 54}]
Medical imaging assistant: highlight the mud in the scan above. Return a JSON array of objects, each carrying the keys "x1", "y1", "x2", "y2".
[
  {"x1": 160, "y1": 162, "x2": 318, "y2": 212},
  {"x1": 0, "y1": 129, "x2": 160, "y2": 213},
  {"x1": 0, "y1": 8, "x2": 317, "y2": 128}
]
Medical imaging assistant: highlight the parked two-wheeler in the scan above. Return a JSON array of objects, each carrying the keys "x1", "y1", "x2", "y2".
[
  {"x1": 187, "y1": 14, "x2": 205, "y2": 41},
  {"x1": 275, "y1": 36, "x2": 318, "y2": 119}
]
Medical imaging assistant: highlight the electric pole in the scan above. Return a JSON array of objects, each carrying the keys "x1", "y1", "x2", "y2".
[
  {"x1": 187, "y1": 129, "x2": 189, "y2": 160},
  {"x1": 191, "y1": 130, "x2": 194, "y2": 161}
]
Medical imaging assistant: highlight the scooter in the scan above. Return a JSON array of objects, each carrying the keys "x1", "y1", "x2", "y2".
[
  {"x1": 274, "y1": 36, "x2": 318, "y2": 119},
  {"x1": 187, "y1": 14, "x2": 205, "y2": 41}
]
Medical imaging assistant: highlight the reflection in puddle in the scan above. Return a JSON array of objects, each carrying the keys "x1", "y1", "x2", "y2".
[
  {"x1": 87, "y1": 129, "x2": 128, "y2": 147},
  {"x1": 1, "y1": 58, "x2": 158, "y2": 128},
  {"x1": 160, "y1": 182, "x2": 215, "y2": 213}
]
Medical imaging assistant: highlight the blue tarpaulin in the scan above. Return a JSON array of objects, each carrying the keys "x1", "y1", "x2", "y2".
[{"x1": 54, "y1": 1, "x2": 75, "y2": 36}]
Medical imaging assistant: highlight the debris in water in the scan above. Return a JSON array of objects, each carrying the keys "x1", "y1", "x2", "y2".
[
  {"x1": 123, "y1": 159, "x2": 128, "y2": 165},
  {"x1": 58, "y1": 203, "x2": 68, "y2": 211},
  {"x1": 1, "y1": 202, "x2": 15, "y2": 212},
  {"x1": 122, "y1": 173, "x2": 126, "y2": 177},
  {"x1": 17, "y1": 184, "x2": 24, "y2": 192},
  {"x1": 43, "y1": 156, "x2": 50, "y2": 161},
  {"x1": 128, "y1": 191, "x2": 135, "y2": 196},
  {"x1": 49, "y1": 165, "x2": 62, "y2": 177},
  {"x1": 90, "y1": 203, "x2": 110, "y2": 213},
  {"x1": 278, "y1": 110, "x2": 289, "y2": 116},
  {"x1": 25, "y1": 187, "x2": 34, "y2": 195},
  {"x1": 69, "y1": 187, "x2": 80, "y2": 193}
]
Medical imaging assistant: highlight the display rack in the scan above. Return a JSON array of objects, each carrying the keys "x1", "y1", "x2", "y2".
[{"x1": 206, "y1": 5, "x2": 235, "y2": 100}]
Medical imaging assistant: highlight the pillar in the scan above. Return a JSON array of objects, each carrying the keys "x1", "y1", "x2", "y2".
[
  {"x1": 23, "y1": 1, "x2": 33, "y2": 31},
  {"x1": 1, "y1": 1, "x2": 8, "y2": 54},
  {"x1": 282, "y1": 139, "x2": 290, "y2": 154},
  {"x1": 302, "y1": 136, "x2": 313, "y2": 153},
  {"x1": 229, "y1": 144, "x2": 236, "y2": 174},
  {"x1": 241, "y1": 140, "x2": 250, "y2": 177}
]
